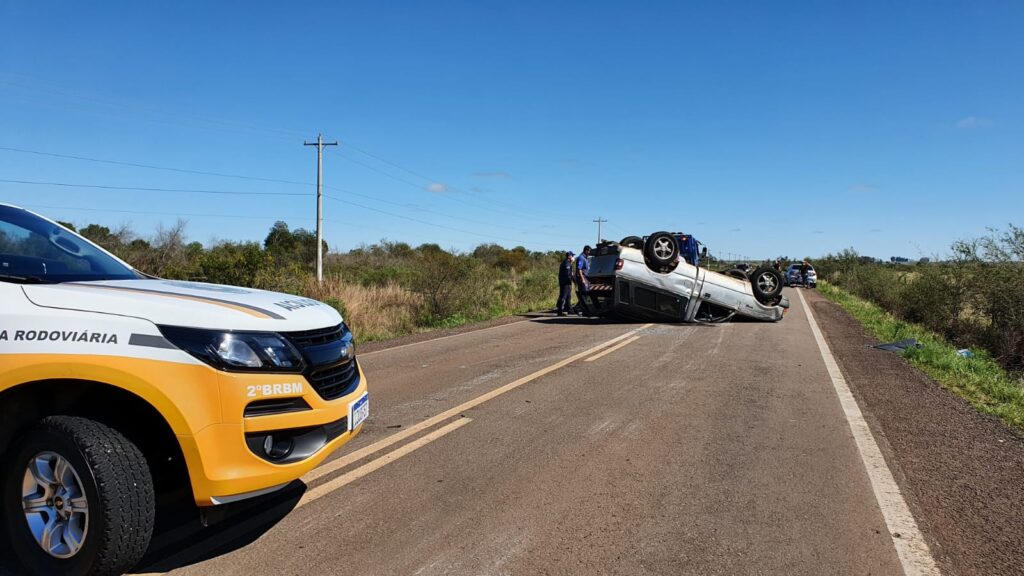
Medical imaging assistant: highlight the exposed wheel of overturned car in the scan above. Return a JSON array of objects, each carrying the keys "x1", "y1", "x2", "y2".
[
  {"x1": 749, "y1": 266, "x2": 784, "y2": 305},
  {"x1": 619, "y1": 236, "x2": 644, "y2": 249},
  {"x1": 643, "y1": 231, "x2": 679, "y2": 271}
]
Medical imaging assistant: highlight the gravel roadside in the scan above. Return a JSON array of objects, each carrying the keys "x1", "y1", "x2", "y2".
[{"x1": 806, "y1": 289, "x2": 1024, "y2": 576}]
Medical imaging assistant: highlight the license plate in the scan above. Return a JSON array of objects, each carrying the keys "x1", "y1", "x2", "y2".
[{"x1": 348, "y1": 392, "x2": 369, "y2": 431}]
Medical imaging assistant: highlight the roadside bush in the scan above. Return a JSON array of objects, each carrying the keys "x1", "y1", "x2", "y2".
[
  {"x1": 67, "y1": 219, "x2": 566, "y2": 342},
  {"x1": 817, "y1": 226, "x2": 1024, "y2": 371}
]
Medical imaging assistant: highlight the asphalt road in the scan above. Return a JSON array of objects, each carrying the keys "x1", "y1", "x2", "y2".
[{"x1": 111, "y1": 288, "x2": 940, "y2": 576}]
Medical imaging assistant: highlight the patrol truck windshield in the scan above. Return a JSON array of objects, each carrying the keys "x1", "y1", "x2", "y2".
[{"x1": 0, "y1": 205, "x2": 140, "y2": 283}]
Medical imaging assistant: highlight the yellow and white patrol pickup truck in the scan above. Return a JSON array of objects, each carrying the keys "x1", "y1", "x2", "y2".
[{"x1": 0, "y1": 204, "x2": 369, "y2": 575}]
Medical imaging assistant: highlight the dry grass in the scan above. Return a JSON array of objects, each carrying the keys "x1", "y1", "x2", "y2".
[{"x1": 302, "y1": 276, "x2": 423, "y2": 342}]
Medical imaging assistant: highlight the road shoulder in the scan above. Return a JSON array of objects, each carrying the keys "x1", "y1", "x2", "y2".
[
  {"x1": 357, "y1": 314, "x2": 531, "y2": 354},
  {"x1": 805, "y1": 289, "x2": 1024, "y2": 576}
]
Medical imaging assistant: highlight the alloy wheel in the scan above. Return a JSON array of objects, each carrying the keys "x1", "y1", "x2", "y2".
[{"x1": 21, "y1": 451, "x2": 90, "y2": 559}]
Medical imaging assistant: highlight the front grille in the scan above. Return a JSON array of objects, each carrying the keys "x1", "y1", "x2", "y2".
[
  {"x1": 283, "y1": 324, "x2": 360, "y2": 402},
  {"x1": 287, "y1": 324, "x2": 344, "y2": 347},
  {"x1": 308, "y1": 360, "x2": 360, "y2": 401}
]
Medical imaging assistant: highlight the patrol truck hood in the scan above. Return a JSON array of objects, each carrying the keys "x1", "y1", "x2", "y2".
[{"x1": 22, "y1": 279, "x2": 343, "y2": 332}]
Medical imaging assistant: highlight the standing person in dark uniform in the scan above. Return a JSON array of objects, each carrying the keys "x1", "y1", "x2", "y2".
[
  {"x1": 574, "y1": 245, "x2": 592, "y2": 314},
  {"x1": 557, "y1": 251, "x2": 574, "y2": 316},
  {"x1": 800, "y1": 260, "x2": 811, "y2": 287}
]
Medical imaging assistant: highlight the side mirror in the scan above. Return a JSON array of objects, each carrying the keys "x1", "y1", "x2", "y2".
[{"x1": 701, "y1": 247, "x2": 708, "y2": 258}]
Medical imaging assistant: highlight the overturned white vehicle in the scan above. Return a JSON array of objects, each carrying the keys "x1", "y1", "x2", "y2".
[{"x1": 580, "y1": 232, "x2": 790, "y2": 323}]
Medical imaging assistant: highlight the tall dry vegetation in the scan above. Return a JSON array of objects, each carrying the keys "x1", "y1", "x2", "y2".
[
  {"x1": 64, "y1": 220, "x2": 563, "y2": 342},
  {"x1": 815, "y1": 225, "x2": 1024, "y2": 372}
]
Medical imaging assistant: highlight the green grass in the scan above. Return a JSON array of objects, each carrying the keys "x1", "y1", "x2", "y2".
[{"x1": 819, "y1": 281, "x2": 1024, "y2": 433}]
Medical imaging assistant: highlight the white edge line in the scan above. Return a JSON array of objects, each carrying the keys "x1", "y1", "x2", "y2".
[{"x1": 797, "y1": 289, "x2": 940, "y2": 576}]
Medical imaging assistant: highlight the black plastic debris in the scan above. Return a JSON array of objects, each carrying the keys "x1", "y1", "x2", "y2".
[{"x1": 872, "y1": 338, "x2": 922, "y2": 353}]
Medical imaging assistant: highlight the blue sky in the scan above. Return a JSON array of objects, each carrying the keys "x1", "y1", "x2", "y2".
[{"x1": 1, "y1": 1, "x2": 1021, "y2": 260}]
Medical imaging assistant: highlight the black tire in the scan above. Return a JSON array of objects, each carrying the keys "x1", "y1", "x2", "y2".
[
  {"x1": 643, "y1": 231, "x2": 679, "y2": 268},
  {"x1": 619, "y1": 236, "x2": 644, "y2": 249},
  {"x1": 749, "y1": 266, "x2": 784, "y2": 304},
  {"x1": 3, "y1": 416, "x2": 155, "y2": 576},
  {"x1": 724, "y1": 268, "x2": 749, "y2": 281}
]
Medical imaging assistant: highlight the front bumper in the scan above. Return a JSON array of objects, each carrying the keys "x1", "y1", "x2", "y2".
[{"x1": 180, "y1": 364, "x2": 368, "y2": 506}]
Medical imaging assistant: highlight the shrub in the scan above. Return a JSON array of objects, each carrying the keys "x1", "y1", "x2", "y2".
[
  {"x1": 817, "y1": 226, "x2": 1024, "y2": 372},
  {"x1": 68, "y1": 220, "x2": 566, "y2": 342}
]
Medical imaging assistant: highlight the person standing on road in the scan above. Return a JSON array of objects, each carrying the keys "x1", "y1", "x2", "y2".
[
  {"x1": 557, "y1": 251, "x2": 575, "y2": 316},
  {"x1": 800, "y1": 260, "x2": 811, "y2": 288},
  {"x1": 574, "y1": 245, "x2": 592, "y2": 314}
]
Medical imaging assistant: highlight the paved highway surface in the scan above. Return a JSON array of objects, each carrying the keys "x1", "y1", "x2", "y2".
[
  {"x1": 114, "y1": 287, "x2": 943, "y2": 576},
  {"x1": 17, "y1": 287, "x2": 1021, "y2": 576}
]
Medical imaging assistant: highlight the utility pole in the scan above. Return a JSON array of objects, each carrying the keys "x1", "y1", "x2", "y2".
[
  {"x1": 304, "y1": 133, "x2": 338, "y2": 283},
  {"x1": 593, "y1": 217, "x2": 607, "y2": 245}
]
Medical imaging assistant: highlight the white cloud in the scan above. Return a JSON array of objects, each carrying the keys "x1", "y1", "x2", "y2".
[
  {"x1": 956, "y1": 116, "x2": 993, "y2": 129},
  {"x1": 425, "y1": 182, "x2": 449, "y2": 193}
]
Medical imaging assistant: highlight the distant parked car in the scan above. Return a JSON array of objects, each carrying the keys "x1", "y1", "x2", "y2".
[{"x1": 785, "y1": 263, "x2": 817, "y2": 288}]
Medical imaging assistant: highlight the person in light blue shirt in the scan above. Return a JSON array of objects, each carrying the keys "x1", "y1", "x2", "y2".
[{"x1": 573, "y1": 245, "x2": 591, "y2": 314}]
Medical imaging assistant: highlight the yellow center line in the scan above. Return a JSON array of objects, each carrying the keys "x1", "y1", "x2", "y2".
[
  {"x1": 303, "y1": 323, "x2": 653, "y2": 484},
  {"x1": 584, "y1": 335, "x2": 642, "y2": 362},
  {"x1": 298, "y1": 417, "x2": 473, "y2": 508},
  {"x1": 137, "y1": 325, "x2": 654, "y2": 575}
]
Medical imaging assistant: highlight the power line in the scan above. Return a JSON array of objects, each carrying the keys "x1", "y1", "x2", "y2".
[
  {"x1": 19, "y1": 203, "x2": 313, "y2": 221},
  {"x1": 329, "y1": 149, "x2": 558, "y2": 223},
  {"x1": 3, "y1": 79, "x2": 564, "y2": 225},
  {"x1": 0, "y1": 146, "x2": 313, "y2": 187},
  {"x1": 323, "y1": 194, "x2": 548, "y2": 248},
  {"x1": 323, "y1": 183, "x2": 578, "y2": 240},
  {"x1": 0, "y1": 178, "x2": 308, "y2": 196},
  {"x1": 4, "y1": 174, "x2": 569, "y2": 237},
  {"x1": 333, "y1": 150, "x2": 428, "y2": 191},
  {"x1": 0, "y1": 145, "x2": 564, "y2": 248},
  {"x1": 0, "y1": 145, "x2": 551, "y2": 230},
  {"x1": 340, "y1": 144, "x2": 551, "y2": 218},
  {"x1": 0, "y1": 75, "x2": 312, "y2": 141}
]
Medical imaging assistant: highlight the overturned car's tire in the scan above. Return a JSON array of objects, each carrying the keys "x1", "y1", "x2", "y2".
[
  {"x1": 619, "y1": 236, "x2": 644, "y2": 249},
  {"x1": 750, "y1": 267, "x2": 784, "y2": 305},
  {"x1": 643, "y1": 231, "x2": 678, "y2": 269}
]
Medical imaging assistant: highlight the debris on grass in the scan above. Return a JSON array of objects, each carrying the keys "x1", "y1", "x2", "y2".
[{"x1": 873, "y1": 339, "x2": 923, "y2": 353}]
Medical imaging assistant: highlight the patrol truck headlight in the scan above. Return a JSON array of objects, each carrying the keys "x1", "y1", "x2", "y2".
[
  {"x1": 159, "y1": 326, "x2": 305, "y2": 373},
  {"x1": 252, "y1": 335, "x2": 303, "y2": 369},
  {"x1": 216, "y1": 335, "x2": 262, "y2": 368}
]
